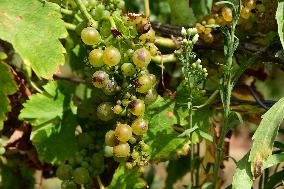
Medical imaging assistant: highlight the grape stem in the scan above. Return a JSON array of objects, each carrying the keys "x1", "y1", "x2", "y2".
[
  {"x1": 144, "y1": 0, "x2": 150, "y2": 17},
  {"x1": 60, "y1": 8, "x2": 73, "y2": 15},
  {"x1": 64, "y1": 22, "x2": 76, "y2": 31},
  {"x1": 97, "y1": 176, "x2": 105, "y2": 189},
  {"x1": 74, "y1": 0, "x2": 98, "y2": 28}
]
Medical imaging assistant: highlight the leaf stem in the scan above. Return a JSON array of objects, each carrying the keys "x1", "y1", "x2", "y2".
[
  {"x1": 155, "y1": 36, "x2": 178, "y2": 49},
  {"x1": 144, "y1": 0, "x2": 150, "y2": 17},
  {"x1": 74, "y1": 0, "x2": 98, "y2": 28}
]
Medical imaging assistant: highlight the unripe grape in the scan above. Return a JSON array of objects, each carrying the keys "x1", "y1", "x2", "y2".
[
  {"x1": 77, "y1": 133, "x2": 93, "y2": 148},
  {"x1": 81, "y1": 27, "x2": 101, "y2": 45},
  {"x1": 195, "y1": 23, "x2": 205, "y2": 33},
  {"x1": 91, "y1": 153, "x2": 104, "y2": 169},
  {"x1": 131, "y1": 118, "x2": 148, "y2": 135},
  {"x1": 222, "y1": 7, "x2": 233, "y2": 22},
  {"x1": 103, "y1": 79, "x2": 118, "y2": 95},
  {"x1": 115, "y1": 123, "x2": 132, "y2": 142},
  {"x1": 245, "y1": 0, "x2": 256, "y2": 9},
  {"x1": 131, "y1": 151, "x2": 139, "y2": 159},
  {"x1": 113, "y1": 143, "x2": 130, "y2": 158},
  {"x1": 89, "y1": 49, "x2": 104, "y2": 67},
  {"x1": 128, "y1": 99, "x2": 145, "y2": 116},
  {"x1": 104, "y1": 146, "x2": 113, "y2": 157},
  {"x1": 204, "y1": 27, "x2": 212, "y2": 35},
  {"x1": 97, "y1": 102, "x2": 115, "y2": 121},
  {"x1": 139, "y1": 28, "x2": 155, "y2": 43},
  {"x1": 73, "y1": 167, "x2": 90, "y2": 184},
  {"x1": 61, "y1": 180, "x2": 77, "y2": 189},
  {"x1": 92, "y1": 71, "x2": 109, "y2": 88},
  {"x1": 203, "y1": 33, "x2": 214, "y2": 43},
  {"x1": 121, "y1": 63, "x2": 136, "y2": 76},
  {"x1": 103, "y1": 47, "x2": 121, "y2": 66},
  {"x1": 240, "y1": 7, "x2": 251, "y2": 19},
  {"x1": 132, "y1": 48, "x2": 151, "y2": 68},
  {"x1": 56, "y1": 164, "x2": 73, "y2": 180},
  {"x1": 113, "y1": 104, "x2": 123, "y2": 114},
  {"x1": 105, "y1": 130, "x2": 118, "y2": 146},
  {"x1": 207, "y1": 18, "x2": 216, "y2": 25},
  {"x1": 147, "y1": 43, "x2": 159, "y2": 56},
  {"x1": 135, "y1": 74, "x2": 153, "y2": 93},
  {"x1": 144, "y1": 88, "x2": 158, "y2": 104}
]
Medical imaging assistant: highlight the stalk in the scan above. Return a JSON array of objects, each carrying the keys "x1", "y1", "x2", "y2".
[
  {"x1": 212, "y1": 2, "x2": 240, "y2": 188},
  {"x1": 74, "y1": 0, "x2": 98, "y2": 28}
]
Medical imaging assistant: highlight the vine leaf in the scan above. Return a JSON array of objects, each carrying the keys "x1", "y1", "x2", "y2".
[
  {"x1": 107, "y1": 164, "x2": 146, "y2": 189},
  {"x1": 262, "y1": 152, "x2": 284, "y2": 170},
  {"x1": 143, "y1": 96, "x2": 187, "y2": 161},
  {"x1": 0, "y1": 61, "x2": 18, "y2": 129},
  {"x1": 248, "y1": 97, "x2": 284, "y2": 178},
  {"x1": 168, "y1": 0, "x2": 196, "y2": 26},
  {"x1": 276, "y1": 1, "x2": 284, "y2": 49},
  {"x1": 0, "y1": 0, "x2": 67, "y2": 79},
  {"x1": 19, "y1": 81, "x2": 77, "y2": 164},
  {"x1": 232, "y1": 153, "x2": 253, "y2": 189}
]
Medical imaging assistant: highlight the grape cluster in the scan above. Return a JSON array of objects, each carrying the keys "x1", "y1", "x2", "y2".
[
  {"x1": 56, "y1": 132, "x2": 104, "y2": 189},
  {"x1": 194, "y1": 4, "x2": 233, "y2": 43}
]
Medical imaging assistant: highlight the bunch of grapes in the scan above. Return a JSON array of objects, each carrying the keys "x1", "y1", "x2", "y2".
[
  {"x1": 56, "y1": 0, "x2": 161, "y2": 188},
  {"x1": 194, "y1": 3, "x2": 233, "y2": 44}
]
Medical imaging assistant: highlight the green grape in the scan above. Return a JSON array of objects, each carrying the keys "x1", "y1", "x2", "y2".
[
  {"x1": 102, "y1": 10, "x2": 111, "y2": 19},
  {"x1": 103, "y1": 79, "x2": 118, "y2": 95},
  {"x1": 121, "y1": 63, "x2": 136, "y2": 76},
  {"x1": 73, "y1": 167, "x2": 90, "y2": 185},
  {"x1": 117, "y1": 0, "x2": 125, "y2": 9},
  {"x1": 77, "y1": 133, "x2": 93, "y2": 148},
  {"x1": 132, "y1": 48, "x2": 152, "y2": 68},
  {"x1": 144, "y1": 88, "x2": 158, "y2": 104},
  {"x1": 103, "y1": 47, "x2": 121, "y2": 66},
  {"x1": 89, "y1": 49, "x2": 104, "y2": 67},
  {"x1": 129, "y1": 136, "x2": 137, "y2": 144},
  {"x1": 125, "y1": 162, "x2": 133, "y2": 169},
  {"x1": 131, "y1": 118, "x2": 148, "y2": 135},
  {"x1": 104, "y1": 146, "x2": 113, "y2": 157},
  {"x1": 92, "y1": 4, "x2": 105, "y2": 20},
  {"x1": 131, "y1": 151, "x2": 139, "y2": 159},
  {"x1": 61, "y1": 180, "x2": 77, "y2": 189},
  {"x1": 92, "y1": 71, "x2": 109, "y2": 88},
  {"x1": 56, "y1": 164, "x2": 73, "y2": 180},
  {"x1": 113, "y1": 105, "x2": 123, "y2": 114},
  {"x1": 146, "y1": 43, "x2": 158, "y2": 56},
  {"x1": 240, "y1": 7, "x2": 251, "y2": 19},
  {"x1": 91, "y1": 153, "x2": 104, "y2": 172},
  {"x1": 135, "y1": 74, "x2": 153, "y2": 93},
  {"x1": 139, "y1": 28, "x2": 155, "y2": 43},
  {"x1": 81, "y1": 27, "x2": 101, "y2": 45},
  {"x1": 0, "y1": 147, "x2": 5, "y2": 155},
  {"x1": 105, "y1": 130, "x2": 118, "y2": 147},
  {"x1": 128, "y1": 99, "x2": 145, "y2": 116},
  {"x1": 113, "y1": 143, "x2": 130, "y2": 158},
  {"x1": 97, "y1": 102, "x2": 115, "y2": 121},
  {"x1": 115, "y1": 123, "x2": 132, "y2": 142}
]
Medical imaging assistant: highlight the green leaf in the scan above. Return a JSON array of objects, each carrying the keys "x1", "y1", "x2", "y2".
[
  {"x1": 19, "y1": 81, "x2": 77, "y2": 164},
  {"x1": 0, "y1": 61, "x2": 18, "y2": 129},
  {"x1": 262, "y1": 152, "x2": 284, "y2": 170},
  {"x1": 19, "y1": 81, "x2": 76, "y2": 126},
  {"x1": 113, "y1": 15, "x2": 137, "y2": 39},
  {"x1": 276, "y1": 1, "x2": 284, "y2": 49},
  {"x1": 165, "y1": 156, "x2": 191, "y2": 189},
  {"x1": 232, "y1": 153, "x2": 253, "y2": 189},
  {"x1": 107, "y1": 165, "x2": 146, "y2": 189},
  {"x1": 31, "y1": 112, "x2": 77, "y2": 164},
  {"x1": 144, "y1": 96, "x2": 187, "y2": 161},
  {"x1": 0, "y1": 0, "x2": 67, "y2": 79},
  {"x1": 191, "y1": 0, "x2": 213, "y2": 20},
  {"x1": 249, "y1": 97, "x2": 284, "y2": 178},
  {"x1": 168, "y1": 0, "x2": 196, "y2": 26},
  {"x1": 264, "y1": 169, "x2": 284, "y2": 189}
]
